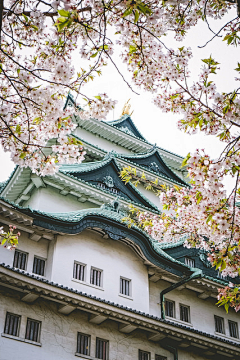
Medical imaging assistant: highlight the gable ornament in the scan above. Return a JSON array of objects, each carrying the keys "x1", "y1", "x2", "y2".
[{"x1": 102, "y1": 175, "x2": 114, "y2": 188}]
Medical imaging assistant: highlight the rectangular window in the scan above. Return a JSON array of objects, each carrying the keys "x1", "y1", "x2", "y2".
[
  {"x1": 96, "y1": 338, "x2": 108, "y2": 360},
  {"x1": 120, "y1": 277, "x2": 131, "y2": 296},
  {"x1": 215, "y1": 316, "x2": 225, "y2": 334},
  {"x1": 165, "y1": 300, "x2": 175, "y2": 318},
  {"x1": 90, "y1": 267, "x2": 102, "y2": 287},
  {"x1": 32, "y1": 257, "x2": 45, "y2": 276},
  {"x1": 13, "y1": 250, "x2": 27, "y2": 270},
  {"x1": 155, "y1": 356, "x2": 167, "y2": 360},
  {"x1": 185, "y1": 257, "x2": 195, "y2": 268},
  {"x1": 73, "y1": 262, "x2": 85, "y2": 281},
  {"x1": 229, "y1": 320, "x2": 239, "y2": 338},
  {"x1": 25, "y1": 318, "x2": 41, "y2": 343},
  {"x1": 180, "y1": 304, "x2": 190, "y2": 323},
  {"x1": 4, "y1": 313, "x2": 20, "y2": 337},
  {"x1": 77, "y1": 333, "x2": 90, "y2": 355},
  {"x1": 139, "y1": 350, "x2": 150, "y2": 360}
]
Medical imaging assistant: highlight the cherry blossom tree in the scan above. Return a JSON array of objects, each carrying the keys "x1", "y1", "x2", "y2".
[{"x1": 1, "y1": 0, "x2": 240, "y2": 309}]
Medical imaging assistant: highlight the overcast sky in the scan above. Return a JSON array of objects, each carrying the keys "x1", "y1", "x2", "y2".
[{"x1": 0, "y1": 8, "x2": 238, "y2": 184}]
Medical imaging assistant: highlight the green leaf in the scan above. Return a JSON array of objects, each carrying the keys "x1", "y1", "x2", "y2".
[
  {"x1": 16, "y1": 125, "x2": 21, "y2": 134},
  {"x1": 181, "y1": 152, "x2": 190, "y2": 167},
  {"x1": 19, "y1": 152, "x2": 27, "y2": 159},
  {"x1": 17, "y1": 69, "x2": 20, "y2": 75},
  {"x1": 58, "y1": 9, "x2": 70, "y2": 17},
  {"x1": 122, "y1": 7, "x2": 133, "y2": 17},
  {"x1": 23, "y1": 14, "x2": 29, "y2": 22},
  {"x1": 94, "y1": 96, "x2": 101, "y2": 100},
  {"x1": 31, "y1": 25, "x2": 39, "y2": 31},
  {"x1": 90, "y1": 52, "x2": 99, "y2": 58},
  {"x1": 134, "y1": 10, "x2": 139, "y2": 23},
  {"x1": 235, "y1": 62, "x2": 240, "y2": 72}
]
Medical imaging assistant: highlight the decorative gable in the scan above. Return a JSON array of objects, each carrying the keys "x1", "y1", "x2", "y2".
[
  {"x1": 122, "y1": 148, "x2": 186, "y2": 185},
  {"x1": 107, "y1": 115, "x2": 146, "y2": 140},
  {"x1": 60, "y1": 157, "x2": 158, "y2": 211}
]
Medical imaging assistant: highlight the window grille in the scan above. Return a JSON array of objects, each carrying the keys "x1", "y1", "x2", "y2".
[
  {"x1": 73, "y1": 262, "x2": 85, "y2": 281},
  {"x1": 215, "y1": 316, "x2": 225, "y2": 334},
  {"x1": 77, "y1": 333, "x2": 90, "y2": 355},
  {"x1": 90, "y1": 268, "x2": 102, "y2": 287},
  {"x1": 139, "y1": 350, "x2": 150, "y2": 360},
  {"x1": 229, "y1": 320, "x2": 239, "y2": 338},
  {"x1": 218, "y1": 271, "x2": 227, "y2": 280},
  {"x1": 32, "y1": 257, "x2": 45, "y2": 276},
  {"x1": 25, "y1": 318, "x2": 41, "y2": 342},
  {"x1": 96, "y1": 338, "x2": 108, "y2": 360},
  {"x1": 185, "y1": 257, "x2": 195, "y2": 268},
  {"x1": 165, "y1": 300, "x2": 175, "y2": 318},
  {"x1": 155, "y1": 356, "x2": 167, "y2": 360},
  {"x1": 97, "y1": 183, "x2": 119, "y2": 194},
  {"x1": 120, "y1": 277, "x2": 131, "y2": 296},
  {"x1": 4, "y1": 313, "x2": 20, "y2": 337},
  {"x1": 13, "y1": 250, "x2": 27, "y2": 270},
  {"x1": 180, "y1": 304, "x2": 190, "y2": 323}
]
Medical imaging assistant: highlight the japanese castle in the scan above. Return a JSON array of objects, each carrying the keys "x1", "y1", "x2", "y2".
[{"x1": 0, "y1": 96, "x2": 240, "y2": 360}]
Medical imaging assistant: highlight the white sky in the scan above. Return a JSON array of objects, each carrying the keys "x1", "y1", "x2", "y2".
[{"x1": 0, "y1": 8, "x2": 238, "y2": 185}]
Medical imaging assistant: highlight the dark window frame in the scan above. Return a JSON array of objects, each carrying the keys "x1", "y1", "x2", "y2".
[
  {"x1": 25, "y1": 318, "x2": 41, "y2": 343},
  {"x1": 214, "y1": 315, "x2": 225, "y2": 334},
  {"x1": 229, "y1": 320, "x2": 239, "y2": 339},
  {"x1": 4, "y1": 312, "x2": 21, "y2": 337},
  {"x1": 13, "y1": 249, "x2": 28, "y2": 270},
  {"x1": 139, "y1": 349, "x2": 151, "y2": 360},
  {"x1": 165, "y1": 299, "x2": 175, "y2": 318},
  {"x1": 120, "y1": 277, "x2": 131, "y2": 297},
  {"x1": 32, "y1": 256, "x2": 46, "y2": 276},
  {"x1": 90, "y1": 267, "x2": 102, "y2": 287},
  {"x1": 179, "y1": 304, "x2": 190, "y2": 323},
  {"x1": 77, "y1": 332, "x2": 91, "y2": 355},
  {"x1": 96, "y1": 337, "x2": 109, "y2": 360},
  {"x1": 73, "y1": 261, "x2": 86, "y2": 282}
]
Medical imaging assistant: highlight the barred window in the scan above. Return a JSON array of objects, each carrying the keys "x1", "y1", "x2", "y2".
[
  {"x1": 180, "y1": 304, "x2": 190, "y2": 323},
  {"x1": 139, "y1": 350, "x2": 150, "y2": 360},
  {"x1": 13, "y1": 250, "x2": 27, "y2": 270},
  {"x1": 96, "y1": 338, "x2": 108, "y2": 360},
  {"x1": 32, "y1": 257, "x2": 45, "y2": 276},
  {"x1": 185, "y1": 257, "x2": 195, "y2": 268},
  {"x1": 165, "y1": 300, "x2": 175, "y2": 318},
  {"x1": 229, "y1": 320, "x2": 239, "y2": 338},
  {"x1": 215, "y1": 316, "x2": 225, "y2": 334},
  {"x1": 73, "y1": 262, "x2": 85, "y2": 281},
  {"x1": 218, "y1": 271, "x2": 227, "y2": 280},
  {"x1": 25, "y1": 318, "x2": 41, "y2": 343},
  {"x1": 4, "y1": 313, "x2": 20, "y2": 337},
  {"x1": 155, "y1": 356, "x2": 167, "y2": 360},
  {"x1": 90, "y1": 268, "x2": 102, "y2": 287},
  {"x1": 120, "y1": 277, "x2": 131, "y2": 296},
  {"x1": 77, "y1": 333, "x2": 90, "y2": 355}
]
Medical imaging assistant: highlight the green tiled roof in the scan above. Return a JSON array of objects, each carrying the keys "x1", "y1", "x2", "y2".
[
  {"x1": 73, "y1": 134, "x2": 188, "y2": 187},
  {"x1": 60, "y1": 156, "x2": 160, "y2": 212}
]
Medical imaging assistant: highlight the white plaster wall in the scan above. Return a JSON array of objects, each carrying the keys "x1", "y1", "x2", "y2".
[
  {"x1": 149, "y1": 280, "x2": 240, "y2": 342},
  {"x1": 0, "y1": 230, "x2": 48, "y2": 275},
  {"x1": 0, "y1": 291, "x2": 208, "y2": 360},
  {"x1": 50, "y1": 230, "x2": 149, "y2": 313},
  {"x1": 24, "y1": 186, "x2": 96, "y2": 213},
  {"x1": 74, "y1": 128, "x2": 135, "y2": 154}
]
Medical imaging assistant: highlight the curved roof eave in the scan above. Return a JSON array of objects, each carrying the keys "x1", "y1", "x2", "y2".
[{"x1": 16, "y1": 205, "x2": 192, "y2": 276}]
